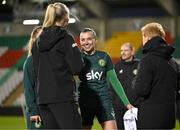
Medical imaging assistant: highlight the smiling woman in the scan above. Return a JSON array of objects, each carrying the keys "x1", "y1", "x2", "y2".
[{"x1": 78, "y1": 28, "x2": 134, "y2": 130}]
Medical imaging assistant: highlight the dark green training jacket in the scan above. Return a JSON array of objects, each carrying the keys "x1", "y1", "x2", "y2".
[{"x1": 23, "y1": 55, "x2": 39, "y2": 116}]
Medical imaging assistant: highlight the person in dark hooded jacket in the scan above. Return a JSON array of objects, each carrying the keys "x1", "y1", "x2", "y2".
[
  {"x1": 131, "y1": 22, "x2": 178, "y2": 129},
  {"x1": 31, "y1": 2, "x2": 83, "y2": 129}
]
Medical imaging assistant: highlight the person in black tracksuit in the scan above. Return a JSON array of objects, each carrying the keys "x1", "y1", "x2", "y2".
[
  {"x1": 130, "y1": 22, "x2": 179, "y2": 129},
  {"x1": 31, "y1": 2, "x2": 83, "y2": 129},
  {"x1": 111, "y1": 42, "x2": 139, "y2": 130}
]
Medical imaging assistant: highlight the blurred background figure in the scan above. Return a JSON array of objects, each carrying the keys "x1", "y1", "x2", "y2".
[
  {"x1": 110, "y1": 42, "x2": 139, "y2": 130},
  {"x1": 23, "y1": 26, "x2": 42, "y2": 130}
]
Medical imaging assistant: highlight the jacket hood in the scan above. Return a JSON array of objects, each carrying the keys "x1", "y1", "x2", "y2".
[
  {"x1": 142, "y1": 36, "x2": 175, "y2": 60},
  {"x1": 37, "y1": 26, "x2": 66, "y2": 52}
]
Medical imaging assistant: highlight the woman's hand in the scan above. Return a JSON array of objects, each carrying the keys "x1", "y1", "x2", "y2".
[
  {"x1": 30, "y1": 115, "x2": 42, "y2": 123},
  {"x1": 126, "y1": 103, "x2": 134, "y2": 110}
]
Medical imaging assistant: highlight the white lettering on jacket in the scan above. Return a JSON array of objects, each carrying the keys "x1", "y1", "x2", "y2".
[{"x1": 86, "y1": 70, "x2": 103, "y2": 80}]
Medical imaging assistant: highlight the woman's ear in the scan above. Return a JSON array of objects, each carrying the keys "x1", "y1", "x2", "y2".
[{"x1": 148, "y1": 36, "x2": 152, "y2": 41}]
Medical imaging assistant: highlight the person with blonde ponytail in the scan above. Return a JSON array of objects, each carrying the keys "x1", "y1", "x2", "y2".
[
  {"x1": 31, "y1": 2, "x2": 83, "y2": 129},
  {"x1": 23, "y1": 26, "x2": 42, "y2": 130}
]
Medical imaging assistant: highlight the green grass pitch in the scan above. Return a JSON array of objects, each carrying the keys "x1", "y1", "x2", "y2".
[{"x1": 0, "y1": 116, "x2": 179, "y2": 130}]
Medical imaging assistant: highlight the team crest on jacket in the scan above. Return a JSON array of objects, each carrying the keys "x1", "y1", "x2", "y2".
[
  {"x1": 133, "y1": 69, "x2": 138, "y2": 75},
  {"x1": 98, "y1": 59, "x2": 106, "y2": 67}
]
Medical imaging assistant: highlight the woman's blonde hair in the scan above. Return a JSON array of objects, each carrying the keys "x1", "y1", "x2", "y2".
[
  {"x1": 43, "y1": 2, "x2": 69, "y2": 28},
  {"x1": 27, "y1": 26, "x2": 42, "y2": 56},
  {"x1": 141, "y1": 22, "x2": 166, "y2": 38}
]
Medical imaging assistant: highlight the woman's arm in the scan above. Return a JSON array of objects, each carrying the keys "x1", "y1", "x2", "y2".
[
  {"x1": 23, "y1": 56, "x2": 40, "y2": 116},
  {"x1": 107, "y1": 69, "x2": 133, "y2": 109}
]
